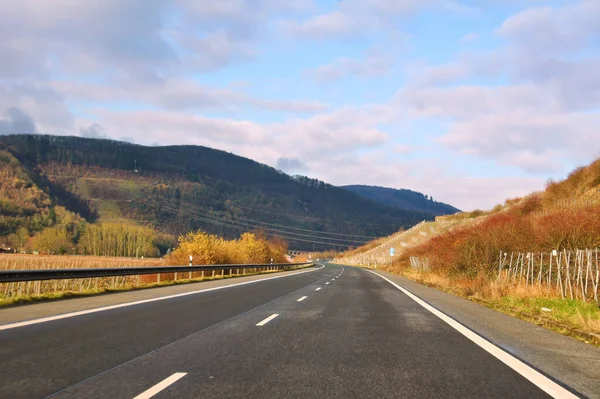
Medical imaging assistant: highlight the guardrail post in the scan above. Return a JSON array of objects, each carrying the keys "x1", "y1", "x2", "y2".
[{"x1": 157, "y1": 273, "x2": 161, "y2": 284}]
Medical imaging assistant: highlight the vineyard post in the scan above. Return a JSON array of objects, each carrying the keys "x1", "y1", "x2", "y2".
[
  {"x1": 525, "y1": 254, "x2": 529, "y2": 286},
  {"x1": 557, "y1": 251, "x2": 564, "y2": 299},
  {"x1": 584, "y1": 250, "x2": 590, "y2": 298},
  {"x1": 538, "y1": 252, "x2": 543, "y2": 285},
  {"x1": 565, "y1": 250, "x2": 573, "y2": 300},
  {"x1": 518, "y1": 253, "x2": 524, "y2": 281},
  {"x1": 594, "y1": 249, "x2": 599, "y2": 302}
]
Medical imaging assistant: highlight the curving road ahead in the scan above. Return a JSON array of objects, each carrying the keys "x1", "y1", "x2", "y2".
[{"x1": 0, "y1": 264, "x2": 584, "y2": 398}]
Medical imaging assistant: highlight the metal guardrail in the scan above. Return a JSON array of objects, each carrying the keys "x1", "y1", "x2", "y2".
[{"x1": 0, "y1": 263, "x2": 314, "y2": 283}]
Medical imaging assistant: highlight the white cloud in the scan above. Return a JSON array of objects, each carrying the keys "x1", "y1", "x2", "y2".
[
  {"x1": 0, "y1": 82, "x2": 73, "y2": 133},
  {"x1": 283, "y1": 0, "x2": 440, "y2": 39},
  {"x1": 0, "y1": 0, "x2": 313, "y2": 79},
  {"x1": 305, "y1": 151, "x2": 545, "y2": 210},
  {"x1": 398, "y1": 0, "x2": 600, "y2": 176},
  {"x1": 497, "y1": 1, "x2": 600, "y2": 54},
  {"x1": 51, "y1": 79, "x2": 329, "y2": 115},
  {"x1": 276, "y1": 157, "x2": 309, "y2": 173},
  {"x1": 0, "y1": 107, "x2": 37, "y2": 135},
  {"x1": 2, "y1": 0, "x2": 599, "y2": 213},
  {"x1": 284, "y1": 10, "x2": 358, "y2": 39},
  {"x1": 460, "y1": 33, "x2": 480, "y2": 43},
  {"x1": 306, "y1": 50, "x2": 394, "y2": 82}
]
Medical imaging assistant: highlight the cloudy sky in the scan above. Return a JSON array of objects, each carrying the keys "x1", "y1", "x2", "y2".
[{"x1": 0, "y1": 0, "x2": 598, "y2": 210}]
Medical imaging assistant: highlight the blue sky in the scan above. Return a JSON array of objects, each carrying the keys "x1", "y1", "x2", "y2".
[{"x1": 0, "y1": 0, "x2": 599, "y2": 210}]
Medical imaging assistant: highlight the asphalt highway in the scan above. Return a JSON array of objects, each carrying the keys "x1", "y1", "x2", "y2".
[{"x1": 0, "y1": 264, "x2": 578, "y2": 398}]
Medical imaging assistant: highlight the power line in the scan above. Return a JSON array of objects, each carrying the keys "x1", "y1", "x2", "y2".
[
  {"x1": 166, "y1": 203, "x2": 370, "y2": 244},
  {"x1": 160, "y1": 205, "x2": 356, "y2": 248},
  {"x1": 228, "y1": 202, "x2": 405, "y2": 227},
  {"x1": 163, "y1": 204, "x2": 366, "y2": 245},
  {"x1": 169, "y1": 200, "x2": 378, "y2": 239},
  {"x1": 168, "y1": 191, "x2": 404, "y2": 227}
]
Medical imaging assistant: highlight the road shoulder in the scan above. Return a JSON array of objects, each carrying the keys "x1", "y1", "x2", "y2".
[{"x1": 365, "y1": 267, "x2": 600, "y2": 399}]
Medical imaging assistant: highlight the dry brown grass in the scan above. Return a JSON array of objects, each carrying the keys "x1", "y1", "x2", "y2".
[
  {"x1": 379, "y1": 263, "x2": 600, "y2": 335},
  {"x1": 0, "y1": 253, "x2": 165, "y2": 271},
  {"x1": 0, "y1": 254, "x2": 300, "y2": 303},
  {"x1": 0, "y1": 254, "x2": 167, "y2": 300}
]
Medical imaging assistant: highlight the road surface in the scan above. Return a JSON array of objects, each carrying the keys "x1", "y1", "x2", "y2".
[{"x1": 0, "y1": 264, "x2": 581, "y2": 398}]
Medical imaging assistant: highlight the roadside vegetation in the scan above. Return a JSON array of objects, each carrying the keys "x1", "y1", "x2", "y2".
[
  {"x1": 336, "y1": 157, "x2": 600, "y2": 338},
  {"x1": 0, "y1": 253, "x2": 298, "y2": 306},
  {"x1": 166, "y1": 230, "x2": 288, "y2": 265},
  {"x1": 0, "y1": 229, "x2": 291, "y2": 305}
]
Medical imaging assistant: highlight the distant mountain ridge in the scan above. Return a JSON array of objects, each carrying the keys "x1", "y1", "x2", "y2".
[
  {"x1": 342, "y1": 185, "x2": 460, "y2": 216},
  {"x1": 0, "y1": 134, "x2": 439, "y2": 251}
]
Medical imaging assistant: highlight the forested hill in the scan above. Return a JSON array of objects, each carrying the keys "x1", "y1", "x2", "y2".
[
  {"x1": 343, "y1": 185, "x2": 460, "y2": 216},
  {"x1": 0, "y1": 134, "x2": 435, "y2": 251}
]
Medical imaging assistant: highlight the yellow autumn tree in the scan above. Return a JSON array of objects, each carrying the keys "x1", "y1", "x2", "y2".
[
  {"x1": 168, "y1": 231, "x2": 227, "y2": 265},
  {"x1": 167, "y1": 230, "x2": 288, "y2": 266}
]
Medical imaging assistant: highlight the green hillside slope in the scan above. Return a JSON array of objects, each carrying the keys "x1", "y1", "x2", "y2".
[
  {"x1": 0, "y1": 134, "x2": 435, "y2": 250},
  {"x1": 343, "y1": 185, "x2": 460, "y2": 216}
]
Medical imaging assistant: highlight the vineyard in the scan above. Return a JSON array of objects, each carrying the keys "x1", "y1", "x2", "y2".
[
  {"x1": 497, "y1": 249, "x2": 599, "y2": 302},
  {"x1": 0, "y1": 254, "x2": 164, "y2": 301}
]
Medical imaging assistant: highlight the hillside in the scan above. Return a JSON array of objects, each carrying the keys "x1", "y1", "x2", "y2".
[
  {"x1": 336, "y1": 158, "x2": 600, "y2": 336},
  {"x1": 343, "y1": 185, "x2": 460, "y2": 216},
  {"x1": 0, "y1": 134, "x2": 435, "y2": 251},
  {"x1": 338, "y1": 157, "x2": 600, "y2": 265}
]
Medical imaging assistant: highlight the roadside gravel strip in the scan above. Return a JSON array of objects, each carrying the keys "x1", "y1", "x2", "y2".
[
  {"x1": 366, "y1": 267, "x2": 600, "y2": 399},
  {"x1": 0, "y1": 264, "x2": 321, "y2": 328}
]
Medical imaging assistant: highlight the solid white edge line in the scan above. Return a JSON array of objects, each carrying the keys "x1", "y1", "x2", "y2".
[
  {"x1": 366, "y1": 269, "x2": 578, "y2": 399},
  {"x1": 133, "y1": 372, "x2": 187, "y2": 399},
  {"x1": 297, "y1": 296, "x2": 308, "y2": 302},
  {"x1": 315, "y1": 287, "x2": 322, "y2": 291},
  {"x1": 256, "y1": 313, "x2": 279, "y2": 326},
  {"x1": 0, "y1": 265, "x2": 325, "y2": 331}
]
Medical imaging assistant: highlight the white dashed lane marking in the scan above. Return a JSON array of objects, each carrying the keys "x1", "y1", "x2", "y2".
[{"x1": 256, "y1": 314, "x2": 279, "y2": 326}]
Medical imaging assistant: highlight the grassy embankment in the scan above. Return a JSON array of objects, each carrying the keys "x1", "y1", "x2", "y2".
[{"x1": 336, "y1": 158, "x2": 600, "y2": 341}]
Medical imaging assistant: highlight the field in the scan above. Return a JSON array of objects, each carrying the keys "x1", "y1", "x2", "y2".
[
  {"x1": 0, "y1": 254, "x2": 163, "y2": 303},
  {"x1": 0, "y1": 254, "x2": 288, "y2": 305}
]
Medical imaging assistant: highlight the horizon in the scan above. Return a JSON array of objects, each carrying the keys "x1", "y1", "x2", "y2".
[{"x1": 1, "y1": 1, "x2": 598, "y2": 210}]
